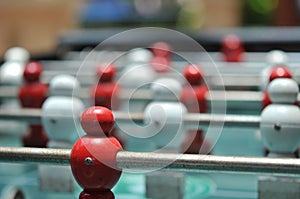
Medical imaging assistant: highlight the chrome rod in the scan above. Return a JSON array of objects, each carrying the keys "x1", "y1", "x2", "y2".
[
  {"x1": 0, "y1": 108, "x2": 261, "y2": 128},
  {"x1": 117, "y1": 151, "x2": 300, "y2": 176},
  {"x1": 0, "y1": 147, "x2": 299, "y2": 176},
  {"x1": 0, "y1": 86, "x2": 266, "y2": 102},
  {"x1": 0, "y1": 147, "x2": 70, "y2": 165}
]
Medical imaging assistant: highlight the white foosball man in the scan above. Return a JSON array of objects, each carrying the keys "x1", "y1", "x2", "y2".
[
  {"x1": 259, "y1": 78, "x2": 300, "y2": 198},
  {"x1": 260, "y1": 50, "x2": 289, "y2": 91},
  {"x1": 0, "y1": 47, "x2": 31, "y2": 197},
  {"x1": 144, "y1": 78, "x2": 187, "y2": 199},
  {"x1": 0, "y1": 47, "x2": 30, "y2": 85},
  {"x1": 0, "y1": 47, "x2": 30, "y2": 136},
  {"x1": 39, "y1": 75, "x2": 85, "y2": 194},
  {"x1": 265, "y1": 50, "x2": 289, "y2": 66},
  {"x1": 117, "y1": 48, "x2": 156, "y2": 151},
  {"x1": 144, "y1": 78, "x2": 187, "y2": 153},
  {"x1": 125, "y1": 48, "x2": 153, "y2": 66},
  {"x1": 260, "y1": 78, "x2": 300, "y2": 158},
  {"x1": 118, "y1": 48, "x2": 155, "y2": 113}
]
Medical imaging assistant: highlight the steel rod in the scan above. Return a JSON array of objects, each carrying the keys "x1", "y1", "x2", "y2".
[
  {"x1": 0, "y1": 147, "x2": 299, "y2": 176},
  {"x1": 30, "y1": 60, "x2": 300, "y2": 87},
  {"x1": 0, "y1": 74, "x2": 297, "y2": 88},
  {"x1": 4, "y1": 87, "x2": 300, "y2": 105},
  {"x1": 41, "y1": 73, "x2": 263, "y2": 88},
  {"x1": 0, "y1": 86, "x2": 268, "y2": 102},
  {"x1": 0, "y1": 86, "x2": 153, "y2": 100},
  {"x1": 0, "y1": 109, "x2": 42, "y2": 124},
  {"x1": 117, "y1": 152, "x2": 300, "y2": 176},
  {"x1": 3, "y1": 60, "x2": 300, "y2": 88},
  {"x1": 63, "y1": 50, "x2": 300, "y2": 63},
  {"x1": 183, "y1": 113, "x2": 261, "y2": 128},
  {"x1": 0, "y1": 147, "x2": 70, "y2": 165},
  {"x1": 0, "y1": 108, "x2": 261, "y2": 128}
]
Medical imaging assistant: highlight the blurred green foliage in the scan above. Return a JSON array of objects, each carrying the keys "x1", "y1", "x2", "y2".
[{"x1": 243, "y1": 0, "x2": 279, "y2": 26}]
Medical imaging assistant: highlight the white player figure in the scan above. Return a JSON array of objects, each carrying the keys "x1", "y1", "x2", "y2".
[
  {"x1": 125, "y1": 48, "x2": 153, "y2": 66},
  {"x1": 113, "y1": 47, "x2": 153, "y2": 73},
  {"x1": 260, "y1": 78, "x2": 300, "y2": 158},
  {"x1": 118, "y1": 48, "x2": 155, "y2": 113},
  {"x1": 39, "y1": 75, "x2": 84, "y2": 195},
  {"x1": 0, "y1": 47, "x2": 30, "y2": 136},
  {"x1": 265, "y1": 50, "x2": 288, "y2": 66},
  {"x1": 144, "y1": 78, "x2": 187, "y2": 199},
  {"x1": 144, "y1": 78, "x2": 187, "y2": 152},
  {"x1": 260, "y1": 50, "x2": 289, "y2": 91},
  {"x1": 116, "y1": 48, "x2": 155, "y2": 151},
  {"x1": 259, "y1": 78, "x2": 300, "y2": 198},
  {"x1": 0, "y1": 47, "x2": 30, "y2": 198},
  {"x1": 0, "y1": 47, "x2": 30, "y2": 85}
]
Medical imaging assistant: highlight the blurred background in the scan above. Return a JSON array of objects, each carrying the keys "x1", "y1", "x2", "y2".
[{"x1": 0, "y1": 0, "x2": 299, "y2": 57}]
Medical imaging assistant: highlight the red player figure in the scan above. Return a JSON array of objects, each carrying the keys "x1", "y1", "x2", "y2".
[
  {"x1": 91, "y1": 64, "x2": 125, "y2": 146},
  {"x1": 18, "y1": 61, "x2": 49, "y2": 147},
  {"x1": 221, "y1": 34, "x2": 245, "y2": 62},
  {"x1": 150, "y1": 42, "x2": 172, "y2": 73},
  {"x1": 71, "y1": 106, "x2": 123, "y2": 199},
  {"x1": 91, "y1": 63, "x2": 120, "y2": 109},
  {"x1": 180, "y1": 64, "x2": 211, "y2": 154},
  {"x1": 150, "y1": 42, "x2": 172, "y2": 58},
  {"x1": 150, "y1": 56, "x2": 171, "y2": 73},
  {"x1": 262, "y1": 66, "x2": 293, "y2": 109}
]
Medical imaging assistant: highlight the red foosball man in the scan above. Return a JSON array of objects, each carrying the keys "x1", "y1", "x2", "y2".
[
  {"x1": 18, "y1": 61, "x2": 49, "y2": 147},
  {"x1": 150, "y1": 42, "x2": 172, "y2": 73},
  {"x1": 71, "y1": 106, "x2": 123, "y2": 199},
  {"x1": 180, "y1": 64, "x2": 211, "y2": 154},
  {"x1": 151, "y1": 41, "x2": 172, "y2": 58},
  {"x1": 91, "y1": 64, "x2": 120, "y2": 109},
  {"x1": 262, "y1": 66, "x2": 293, "y2": 109},
  {"x1": 221, "y1": 34, "x2": 245, "y2": 62},
  {"x1": 91, "y1": 64, "x2": 125, "y2": 146}
]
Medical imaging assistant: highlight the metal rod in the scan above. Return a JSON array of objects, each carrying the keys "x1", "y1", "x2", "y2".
[
  {"x1": 4, "y1": 86, "x2": 300, "y2": 105},
  {"x1": 63, "y1": 51, "x2": 300, "y2": 63},
  {"x1": 30, "y1": 60, "x2": 300, "y2": 87},
  {"x1": 43, "y1": 74, "x2": 265, "y2": 87},
  {"x1": 0, "y1": 74, "x2": 297, "y2": 88},
  {"x1": 0, "y1": 108, "x2": 261, "y2": 128},
  {"x1": 0, "y1": 86, "x2": 267, "y2": 102},
  {"x1": 0, "y1": 86, "x2": 153, "y2": 100},
  {"x1": 0, "y1": 147, "x2": 299, "y2": 176},
  {"x1": 183, "y1": 113, "x2": 261, "y2": 128},
  {"x1": 0, "y1": 109, "x2": 42, "y2": 124},
  {"x1": 0, "y1": 61, "x2": 298, "y2": 88},
  {"x1": 0, "y1": 147, "x2": 70, "y2": 165},
  {"x1": 39, "y1": 60, "x2": 300, "y2": 73},
  {"x1": 41, "y1": 73, "x2": 264, "y2": 88},
  {"x1": 116, "y1": 152, "x2": 300, "y2": 176}
]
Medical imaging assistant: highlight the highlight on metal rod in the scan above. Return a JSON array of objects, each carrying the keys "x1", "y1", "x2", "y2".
[
  {"x1": 0, "y1": 87, "x2": 263, "y2": 101},
  {"x1": 0, "y1": 147, "x2": 300, "y2": 176},
  {"x1": 116, "y1": 152, "x2": 300, "y2": 176},
  {"x1": 0, "y1": 147, "x2": 70, "y2": 165},
  {"x1": 0, "y1": 108, "x2": 261, "y2": 128}
]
